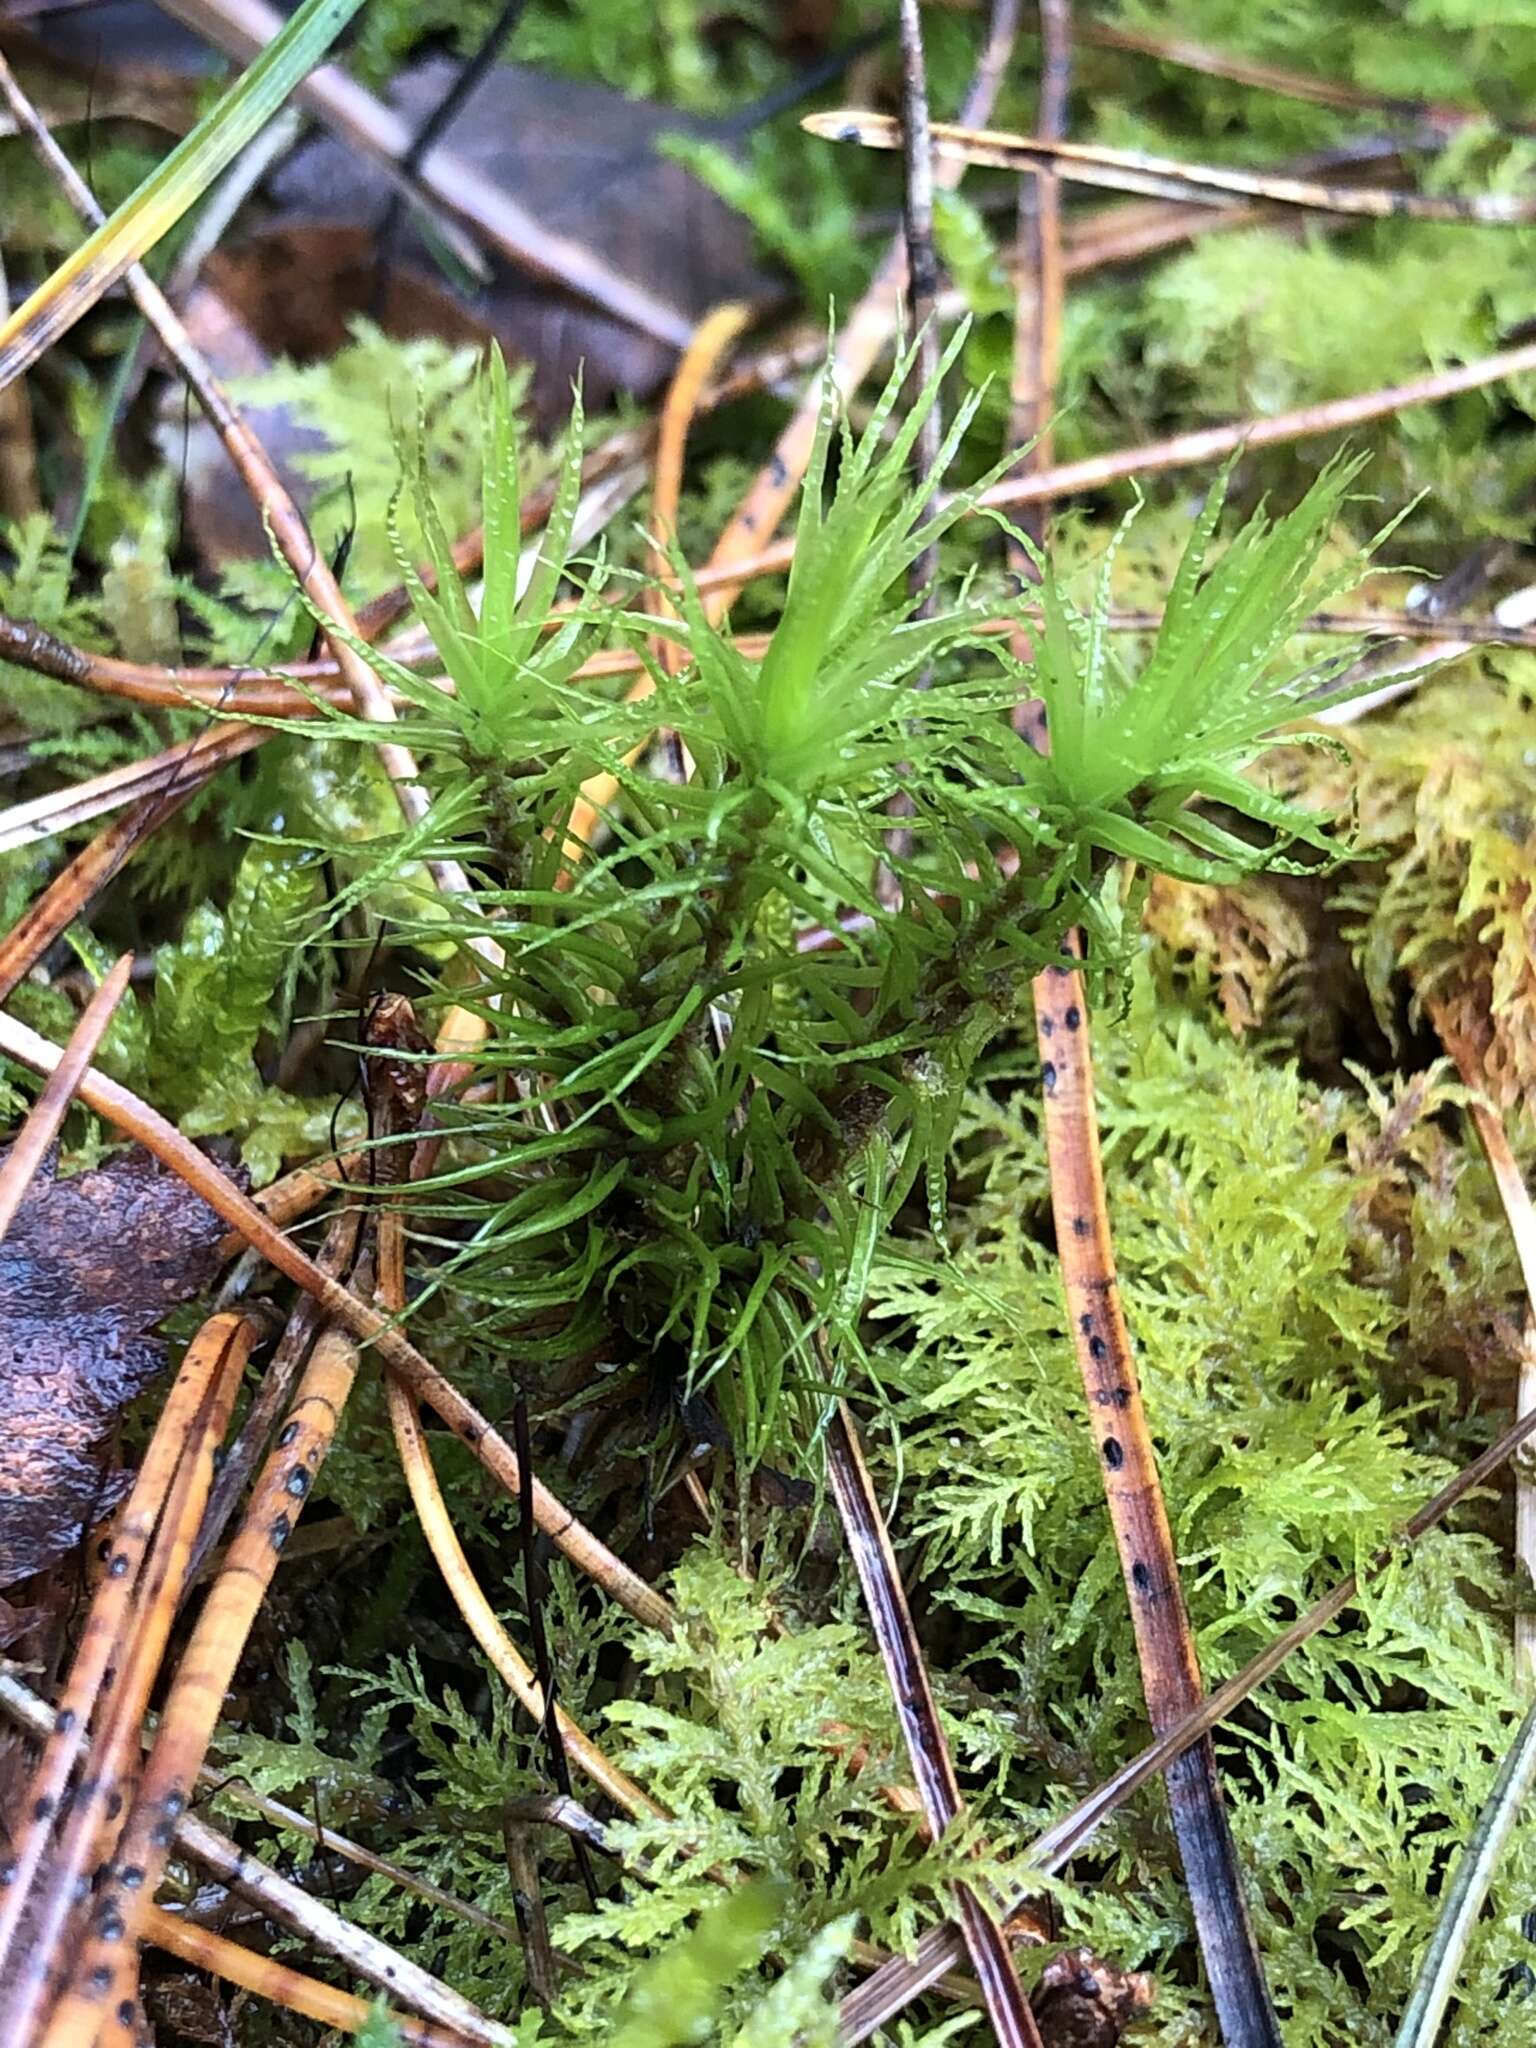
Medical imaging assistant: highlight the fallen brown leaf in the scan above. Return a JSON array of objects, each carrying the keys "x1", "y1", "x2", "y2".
[
  {"x1": 170, "y1": 56, "x2": 768, "y2": 562},
  {"x1": 0, "y1": 1144, "x2": 228, "y2": 1585},
  {"x1": 249, "y1": 55, "x2": 769, "y2": 411}
]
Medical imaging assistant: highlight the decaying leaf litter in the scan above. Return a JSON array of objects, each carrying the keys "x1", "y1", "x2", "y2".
[{"x1": 3, "y1": 1, "x2": 1536, "y2": 2043}]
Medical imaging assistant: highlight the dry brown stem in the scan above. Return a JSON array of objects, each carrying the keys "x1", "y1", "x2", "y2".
[
  {"x1": 0, "y1": 1004, "x2": 672, "y2": 1634},
  {"x1": 0, "y1": 1313, "x2": 253, "y2": 2040},
  {"x1": 0, "y1": 954, "x2": 131, "y2": 1238},
  {"x1": 43, "y1": 1323, "x2": 364, "y2": 2038},
  {"x1": 141, "y1": 1904, "x2": 479, "y2": 2047}
]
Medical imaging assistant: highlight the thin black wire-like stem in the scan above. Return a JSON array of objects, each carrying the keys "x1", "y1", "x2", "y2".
[
  {"x1": 884, "y1": 0, "x2": 947, "y2": 886},
  {"x1": 1009, "y1": 0, "x2": 1070, "y2": 554},
  {"x1": 373, "y1": 0, "x2": 527, "y2": 301},
  {"x1": 514, "y1": 1393, "x2": 599, "y2": 1907},
  {"x1": 898, "y1": 0, "x2": 942, "y2": 604}
]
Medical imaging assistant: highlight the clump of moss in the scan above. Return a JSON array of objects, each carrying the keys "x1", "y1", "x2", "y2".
[
  {"x1": 1150, "y1": 659, "x2": 1536, "y2": 1119},
  {"x1": 12, "y1": 4, "x2": 1536, "y2": 2037},
  {"x1": 864, "y1": 954, "x2": 1532, "y2": 2041},
  {"x1": 1330, "y1": 663, "x2": 1536, "y2": 1114}
]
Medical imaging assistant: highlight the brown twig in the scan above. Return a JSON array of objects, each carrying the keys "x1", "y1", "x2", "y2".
[
  {"x1": 141, "y1": 1904, "x2": 479, "y2": 2048},
  {"x1": 644, "y1": 300, "x2": 755, "y2": 782},
  {"x1": 189, "y1": 1205, "x2": 364, "y2": 1582},
  {"x1": 0, "y1": 722, "x2": 268, "y2": 854},
  {"x1": 13, "y1": 597, "x2": 1536, "y2": 744},
  {"x1": 807, "y1": 108, "x2": 1536, "y2": 223},
  {"x1": 11, "y1": 575, "x2": 1536, "y2": 865},
  {"x1": 0, "y1": 52, "x2": 495, "y2": 966},
  {"x1": 1081, "y1": 17, "x2": 1518, "y2": 135},
  {"x1": 646, "y1": 303, "x2": 757, "y2": 672},
  {"x1": 44, "y1": 1317, "x2": 367, "y2": 2039},
  {"x1": 173, "y1": 1808, "x2": 511, "y2": 2046},
  {"x1": 0, "y1": 1315, "x2": 251, "y2": 1997},
  {"x1": 503, "y1": 1808, "x2": 559, "y2": 2008},
  {"x1": 1099, "y1": 602, "x2": 1536, "y2": 651},
  {"x1": 0, "y1": 1003, "x2": 673, "y2": 1633},
  {"x1": 0, "y1": 613, "x2": 662, "y2": 721},
  {"x1": 0, "y1": 1673, "x2": 512, "y2": 2048},
  {"x1": 981, "y1": 336, "x2": 1536, "y2": 514},
  {"x1": 0, "y1": 1312, "x2": 254, "y2": 2041},
  {"x1": 1031, "y1": 963, "x2": 1279, "y2": 2046},
  {"x1": 1430, "y1": 1002, "x2": 1536, "y2": 1685},
  {"x1": 983, "y1": 17, "x2": 1274, "y2": 2014},
  {"x1": 0, "y1": 787, "x2": 198, "y2": 1000},
  {"x1": 537, "y1": 337, "x2": 1536, "y2": 612},
  {"x1": 0, "y1": 953, "x2": 131, "y2": 1238}
]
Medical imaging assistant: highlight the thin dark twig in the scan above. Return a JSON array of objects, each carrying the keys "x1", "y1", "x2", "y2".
[
  {"x1": 159, "y1": 0, "x2": 694, "y2": 344},
  {"x1": 886, "y1": 0, "x2": 945, "y2": 883},
  {"x1": 697, "y1": 0, "x2": 1020, "y2": 624},
  {"x1": 1007, "y1": 0, "x2": 1070, "y2": 756},
  {"x1": 373, "y1": 0, "x2": 526, "y2": 303},
  {"x1": 501, "y1": 1794, "x2": 613, "y2": 1858},
  {"x1": 503, "y1": 1808, "x2": 559, "y2": 2009},
  {"x1": 957, "y1": 0, "x2": 1023, "y2": 128},
  {"x1": 1010, "y1": 0, "x2": 1070, "y2": 553},
  {"x1": 898, "y1": 0, "x2": 942, "y2": 602},
  {"x1": 513, "y1": 1393, "x2": 599, "y2": 1907},
  {"x1": 407, "y1": 0, "x2": 525, "y2": 176},
  {"x1": 0, "y1": 952, "x2": 130, "y2": 1240},
  {"x1": 822, "y1": 1349, "x2": 1041, "y2": 2048}
]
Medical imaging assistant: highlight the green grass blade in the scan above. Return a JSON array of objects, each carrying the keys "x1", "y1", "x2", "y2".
[
  {"x1": 0, "y1": 0, "x2": 365, "y2": 392},
  {"x1": 1394, "y1": 1695, "x2": 1536, "y2": 2048}
]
